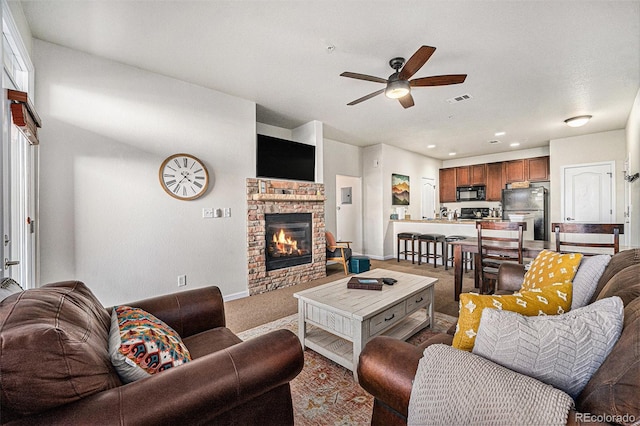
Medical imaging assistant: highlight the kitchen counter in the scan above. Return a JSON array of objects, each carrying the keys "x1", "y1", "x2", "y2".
[
  {"x1": 392, "y1": 218, "x2": 533, "y2": 263},
  {"x1": 391, "y1": 218, "x2": 504, "y2": 224}
]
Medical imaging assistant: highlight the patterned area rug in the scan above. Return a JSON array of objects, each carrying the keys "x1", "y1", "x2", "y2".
[{"x1": 238, "y1": 312, "x2": 457, "y2": 425}]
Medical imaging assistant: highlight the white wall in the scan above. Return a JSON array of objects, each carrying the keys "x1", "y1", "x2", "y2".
[
  {"x1": 362, "y1": 144, "x2": 441, "y2": 259},
  {"x1": 442, "y1": 146, "x2": 550, "y2": 168},
  {"x1": 323, "y1": 138, "x2": 362, "y2": 236},
  {"x1": 626, "y1": 88, "x2": 640, "y2": 246},
  {"x1": 549, "y1": 129, "x2": 627, "y2": 234},
  {"x1": 35, "y1": 41, "x2": 256, "y2": 306}
]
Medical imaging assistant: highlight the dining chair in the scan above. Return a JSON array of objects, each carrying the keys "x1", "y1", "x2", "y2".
[
  {"x1": 325, "y1": 231, "x2": 352, "y2": 275},
  {"x1": 476, "y1": 221, "x2": 526, "y2": 294},
  {"x1": 552, "y1": 223, "x2": 624, "y2": 255}
]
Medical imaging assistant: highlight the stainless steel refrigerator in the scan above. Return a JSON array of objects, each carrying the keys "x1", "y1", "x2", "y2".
[{"x1": 502, "y1": 187, "x2": 548, "y2": 241}]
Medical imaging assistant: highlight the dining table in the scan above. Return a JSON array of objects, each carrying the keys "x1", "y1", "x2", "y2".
[{"x1": 448, "y1": 237, "x2": 553, "y2": 301}]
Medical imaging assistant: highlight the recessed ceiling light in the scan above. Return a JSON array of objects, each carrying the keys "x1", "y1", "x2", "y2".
[
  {"x1": 510, "y1": 142, "x2": 520, "y2": 147},
  {"x1": 495, "y1": 131, "x2": 506, "y2": 137},
  {"x1": 564, "y1": 115, "x2": 592, "y2": 127},
  {"x1": 448, "y1": 152, "x2": 457, "y2": 156},
  {"x1": 488, "y1": 140, "x2": 501, "y2": 144},
  {"x1": 427, "y1": 144, "x2": 436, "y2": 149}
]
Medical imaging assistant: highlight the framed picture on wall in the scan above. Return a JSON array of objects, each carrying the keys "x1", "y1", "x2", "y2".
[{"x1": 392, "y1": 173, "x2": 410, "y2": 205}]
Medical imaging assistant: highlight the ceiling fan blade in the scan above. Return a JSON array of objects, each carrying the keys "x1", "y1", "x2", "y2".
[
  {"x1": 410, "y1": 74, "x2": 467, "y2": 87},
  {"x1": 398, "y1": 93, "x2": 415, "y2": 109},
  {"x1": 347, "y1": 88, "x2": 385, "y2": 106},
  {"x1": 340, "y1": 72, "x2": 388, "y2": 84},
  {"x1": 398, "y1": 46, "x2": 436, "y2": 80}
]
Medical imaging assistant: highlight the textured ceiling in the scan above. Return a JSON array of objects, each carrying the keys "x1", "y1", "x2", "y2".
[{"x1": 20, "y1": 0, "x2": 640, "y2": 159}]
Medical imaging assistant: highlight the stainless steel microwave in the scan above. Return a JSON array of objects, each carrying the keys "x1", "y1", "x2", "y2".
[{"x1": 456, "y1": 185, "x2": 486, "y2": 201}]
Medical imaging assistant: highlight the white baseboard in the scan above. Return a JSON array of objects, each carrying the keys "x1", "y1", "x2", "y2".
[{"x1": 223, "y1": 290, "x2": 249, "y2": 302}]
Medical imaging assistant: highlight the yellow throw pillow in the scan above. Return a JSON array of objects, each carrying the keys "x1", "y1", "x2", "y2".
[
  {"x1": 521, "y1": 250, "x2": 582, "y2": 291},
  {"x1": 452, "y1": 282, "x2": 573, "y2": 351}
]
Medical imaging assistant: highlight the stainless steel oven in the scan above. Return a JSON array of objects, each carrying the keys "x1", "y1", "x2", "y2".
[{"x1": 456, "y1": 185, "x2": 486, "y2": 201}]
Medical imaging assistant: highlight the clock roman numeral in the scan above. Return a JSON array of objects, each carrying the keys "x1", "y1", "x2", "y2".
[
  {"x1": 194, "y1": 181, "x2": 203, "y2": 189},
  {"x1": 173, "y1": 184, "x2": 181, "y2": 194},
  {"x1": 163, "y1": 173, "x2": 175, "y2": 178},
  {"x1": 183, "y1": 158, "x2": 188, "y2": 167},
  {"x1": 173, "y1": 159, "x2": 181, "y2": 168},
  {"x1": 165, "y1": 180, "x2": 177, "y2": 187},
  {"x1": 182, "y1": 186, "x2": 187, "y2": 196},
  {"x1": 194, "y1": 168, "x2": 203, "y2": 173},
  {"x1": 195, "y1": 176, "x2": 205, "y2": 180}
]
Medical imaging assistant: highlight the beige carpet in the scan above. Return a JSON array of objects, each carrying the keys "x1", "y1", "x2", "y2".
[{"x1": 225, "y1": 258, "x2": 477, "y2": 333}]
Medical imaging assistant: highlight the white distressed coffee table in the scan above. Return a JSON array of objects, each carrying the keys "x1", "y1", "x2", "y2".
[{"x1": 293, "y1": 268, "x2": 436, "y2": 379}]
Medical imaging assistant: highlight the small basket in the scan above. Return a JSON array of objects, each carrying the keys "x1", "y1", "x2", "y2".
[{"x1": 511, "y1": 181, "x2": 530, "y2": 188}]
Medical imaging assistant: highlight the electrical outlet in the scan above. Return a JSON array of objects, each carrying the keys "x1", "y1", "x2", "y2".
[
  {"x1": 178, "y1": 275, "x2": 187, "y2": 287},
  {"x1": 202, "y1": 208, "x2": 214, "y2": 218},
  {"x1": 223, "y1": 208, "x2": 231, "y2": 217},
  {"x1": 213, "y1": 208, "x2": 222, "y2": 218}
]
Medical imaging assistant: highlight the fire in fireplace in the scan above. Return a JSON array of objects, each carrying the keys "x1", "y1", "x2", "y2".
[{"x1": 265, "y1": 213, "x2": 312, "y2": 271}]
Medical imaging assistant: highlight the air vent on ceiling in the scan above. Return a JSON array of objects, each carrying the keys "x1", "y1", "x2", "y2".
[{"x1": 446, "y1": 93, "x2": 473, "y2": 104}]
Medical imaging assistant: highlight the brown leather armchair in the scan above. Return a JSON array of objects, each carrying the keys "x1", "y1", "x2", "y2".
[
  {"x1": 358, "y1": 249, "x2": 640, "y2": 425},
  {"x1": 0, "y1": 281, "x2": 304, "y2": 425}
]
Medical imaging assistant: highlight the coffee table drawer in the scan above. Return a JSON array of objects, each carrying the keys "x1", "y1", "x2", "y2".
[
  {"x1": 406, "y1": 289, "x2": 431, "y2": 313},
  {"x1": 369, "y1": 302, "x2": 406, "y2": 336}
]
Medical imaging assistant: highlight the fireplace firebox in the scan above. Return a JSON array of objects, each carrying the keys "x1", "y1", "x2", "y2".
[{"x1": 265, "y1": 213, "x2": 313, "y2": 271}]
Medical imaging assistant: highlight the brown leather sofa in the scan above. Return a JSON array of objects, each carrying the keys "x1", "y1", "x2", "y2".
[
  {"x1": 358, "y1": 249, "x2": 640, "y2": 425},
  {"x1": 0, "y1": 281, "x2": 304, "y2": 425}
]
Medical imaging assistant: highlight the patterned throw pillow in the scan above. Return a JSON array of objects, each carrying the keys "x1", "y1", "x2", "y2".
[
  {"x1": 473, "y1": 297, "x2": 623, "y2": 398},
  {"x1": 109, "y1": 305, "x2": 191, "y2": 383},
  {"x1": 521, "y1": 250, "x2": 582, "y2": 291},
  {"x1": 452, "y1": 282, "x2": 572, "y2": 351}
]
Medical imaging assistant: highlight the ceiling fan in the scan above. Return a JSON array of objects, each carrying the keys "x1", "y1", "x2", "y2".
[{"x1": 340, "y1": 45, "x2": 467, "y2": 109}]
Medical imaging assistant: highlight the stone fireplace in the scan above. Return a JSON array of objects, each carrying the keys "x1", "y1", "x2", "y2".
[{"x1": 246, "y1": 178, "x2": 326, "y2": 295}]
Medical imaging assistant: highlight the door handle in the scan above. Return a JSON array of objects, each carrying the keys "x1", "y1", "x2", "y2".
[
  {"x1": 566, "y1": 217, "x2": 574, "y2": 221},
  {"x1": 4, "y1": 258, "x2": 20, "y2": 269}
]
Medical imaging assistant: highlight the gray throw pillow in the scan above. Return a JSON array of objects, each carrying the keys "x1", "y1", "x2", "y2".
[
  {"x1": 0, "y1": 277, "x2": 23, "y2": 302},
  {"x1": 572, "y1": 255, "x2": 610, "y2": 309},
  {"x1": 473, "y1": 296, "x2": 623, "y2": 398}
]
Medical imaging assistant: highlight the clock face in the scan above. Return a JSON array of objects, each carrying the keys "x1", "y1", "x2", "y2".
[{"x1": 159, "y1": 154, "x2": 209, "y2": 200}]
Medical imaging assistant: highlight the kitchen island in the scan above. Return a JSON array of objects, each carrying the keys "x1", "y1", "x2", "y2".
[{"x1": 391, "y1": 218, "x2": 532, "y2": 266}]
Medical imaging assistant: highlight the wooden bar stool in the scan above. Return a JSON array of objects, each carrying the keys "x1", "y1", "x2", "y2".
[
  {"x1": 397, "y1": 232, "x2": 421, "y2": 263},
  {"x1": 417, "y1": 234, "x2": 446, "y2": 268},
  {"x1": 445, "y1": 235, "x2": 473, "y2": 271}
]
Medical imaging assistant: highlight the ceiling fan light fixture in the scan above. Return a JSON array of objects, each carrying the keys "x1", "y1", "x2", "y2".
[
  {"x1": 385, "y1": 79, "x2": 410, "y2": 99},
  {"x1": 564, "y1": 115, "x2": 592, "y2": 128}
]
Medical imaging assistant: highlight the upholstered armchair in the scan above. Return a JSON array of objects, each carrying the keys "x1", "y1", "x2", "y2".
[
  {"x1": 0, "y1": 281, "x2": 304, "y2": 425},
  {"x1": 326, "y1": 231, "x2": 352, "y2": 275}
]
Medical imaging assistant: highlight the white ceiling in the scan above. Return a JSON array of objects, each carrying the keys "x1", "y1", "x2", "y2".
[{"x1": 20, "y1": 0, "x2": 640, "y2": 160}]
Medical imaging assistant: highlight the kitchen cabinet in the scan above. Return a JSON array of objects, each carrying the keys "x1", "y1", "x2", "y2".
[
  {"x1": 455, "y1": 164, "x2": 486, "y2": 186},
  {"x1": 527, "y1": 156, "x2": 550, "y2": 181},
  {"x1": 504, "y1": 159, "x2": 526, "y2": 183},
  {"x1": 486, "y1": 162, "x2": 504, "y2": 201},
  {"x1": 439, "y1": 168, "x2": 457, "y2": 202},
  {"x1": 505, "y1": 156, "x2": 550, "y2": 183},
  {"x1": 455, "y1": 166, "x2": 470, "y2": 186}
]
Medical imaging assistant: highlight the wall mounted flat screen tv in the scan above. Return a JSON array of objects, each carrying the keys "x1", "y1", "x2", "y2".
[{"x1": 256, "y1": 134, "x2": 315, "y2": 182}]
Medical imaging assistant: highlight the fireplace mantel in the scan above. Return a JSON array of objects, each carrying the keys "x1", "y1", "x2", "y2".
[{"x1": 251, "y1": 193, "x2": 325, "y2": 202}]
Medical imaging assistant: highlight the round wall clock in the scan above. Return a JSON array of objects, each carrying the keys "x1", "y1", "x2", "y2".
[{"x1": 159, "y1": 153, "x2": 209, "y2": 200}]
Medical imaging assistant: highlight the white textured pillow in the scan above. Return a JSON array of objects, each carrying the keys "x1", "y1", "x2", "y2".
[
  {"x1": 0, "y1": 278, "x2": 23, "y2": 302},
  {"x1": 473, "y1": 297, "x2": 623, "y2": 398},
  {"x1": 571, "y1": 255, "x2": 610, "y2": 309}
]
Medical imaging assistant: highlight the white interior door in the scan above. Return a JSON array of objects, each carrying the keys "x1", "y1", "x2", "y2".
[
  {"x1": 336, "y1": 175, "x2": 362, "y2": 255},
  {"x1": 421, "y1": 178, "x2": 436, "y2": 219},
  {"x1": 562, "y1": 162, "x2": 614, "y2": 223}
]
